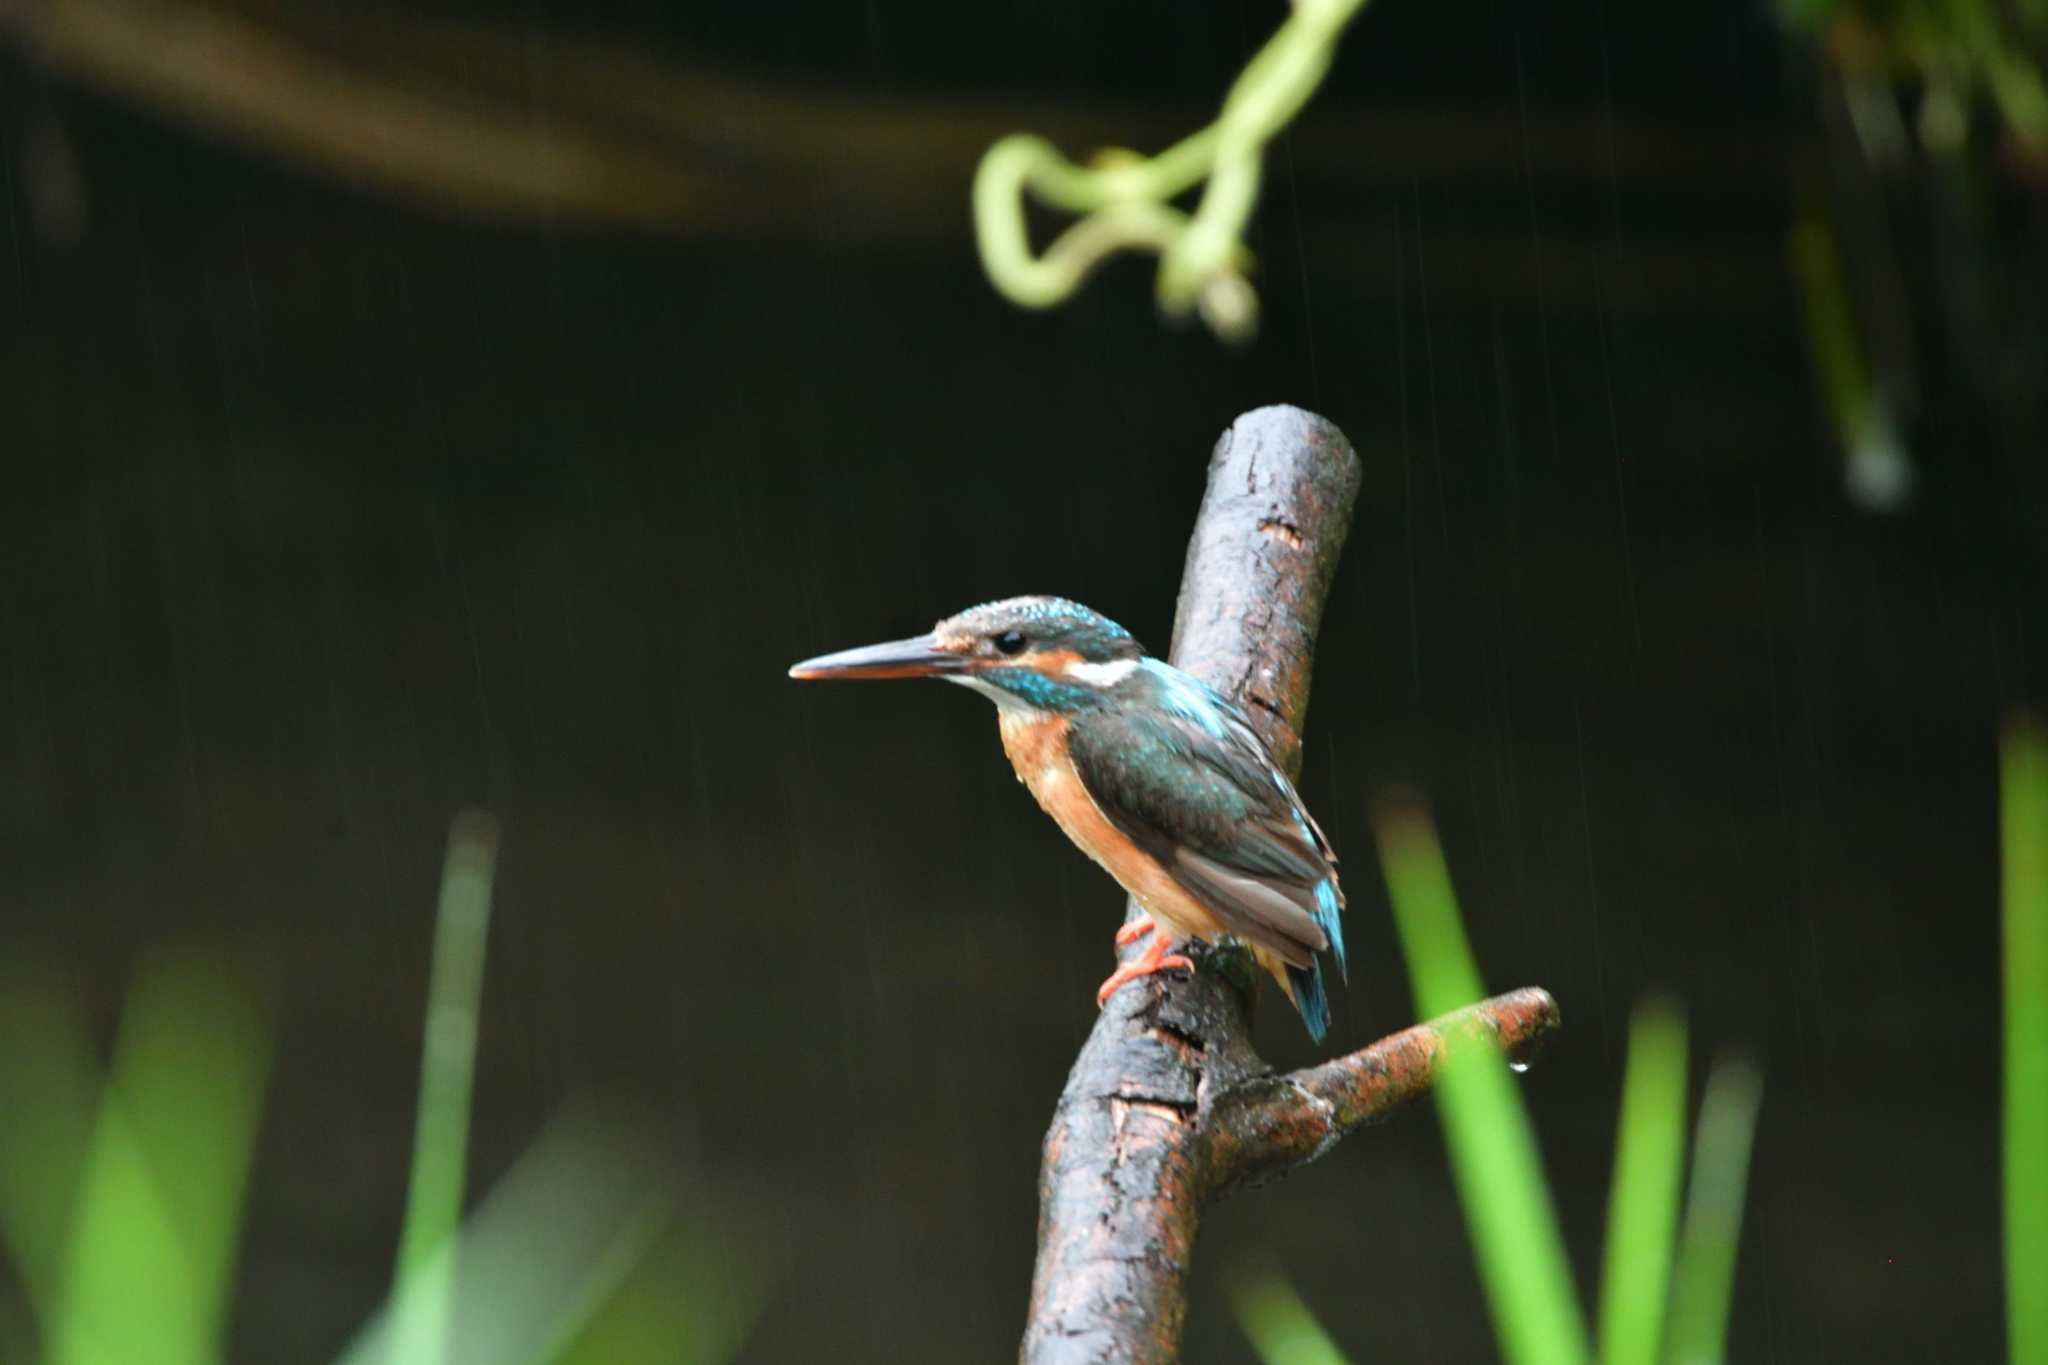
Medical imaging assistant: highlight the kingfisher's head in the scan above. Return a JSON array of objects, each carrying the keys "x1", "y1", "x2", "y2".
[{"x1": 788, "y1": 596, "x2": 1145, "y2": 713}]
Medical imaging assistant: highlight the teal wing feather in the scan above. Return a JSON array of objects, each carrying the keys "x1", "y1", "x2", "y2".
[{"x1": 1065, "y1": 666, "x2": 1346, "y2": 982}]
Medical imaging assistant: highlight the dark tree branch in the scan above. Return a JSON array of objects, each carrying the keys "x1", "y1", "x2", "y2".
[{"x1": 1021, "y1": 406, "x2": 1561, "y2": 1364}]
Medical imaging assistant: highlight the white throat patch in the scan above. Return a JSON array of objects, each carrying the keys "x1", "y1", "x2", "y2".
[
  {"x1": 943, "y1": 673, "x2": 1040, "y2": 713},
  {"x1": 1062, "y1": 658, "x2": 1139, "y2": 688}
]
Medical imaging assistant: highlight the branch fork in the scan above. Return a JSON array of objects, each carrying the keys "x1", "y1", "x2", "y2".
[{"x1": 1021, "y1": 406, "x2": 1561, "y2": 1363}]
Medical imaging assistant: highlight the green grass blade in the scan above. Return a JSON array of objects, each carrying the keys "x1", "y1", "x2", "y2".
[
  {"x1": 1376, "y1": 799, "x2": 1487, "y2": 1016},
  {"x1": 1597, "y1": 997, "x2": 1690, "y2": 1365},
  {"x1": 2005, "y1": 712, "x2": 2048, "y2": 1365},
  {"x1": 48, "y1": 956, "x2": 271, "y2": 1365},
  {"x1": 390, "y1": 810, "x2": 501, "y2": 1365},
  {"x1": 1227, "y1": 1270, "x2": 1351, "y2": 1365},
  {"x1": 1374, "y1": 797, "x2": 1591, "y2": 1365},
  {"x1": 1662, "y1": 1055, "x2": 1762, "y2": 1365}
]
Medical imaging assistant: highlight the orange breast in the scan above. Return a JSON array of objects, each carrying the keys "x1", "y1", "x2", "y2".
[{"x1": 998, "y1": 711, "x2": 1225, "y2": 945}]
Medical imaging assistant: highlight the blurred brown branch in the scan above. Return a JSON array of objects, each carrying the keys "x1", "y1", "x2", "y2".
[
  {"x1": 5, "y1": 0, "x2": 727, "y2": 228},
  {"x1": 1020, "y1": 406, "x2": 1561, "y2": 1363},
  {"x1": 3, "y1": 0, "x2": 1804, "y2": 314}
]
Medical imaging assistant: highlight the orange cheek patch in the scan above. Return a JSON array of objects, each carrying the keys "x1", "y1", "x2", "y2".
[{"x1": 957, "y1": 645, "x2": 1084, "y2": 675}]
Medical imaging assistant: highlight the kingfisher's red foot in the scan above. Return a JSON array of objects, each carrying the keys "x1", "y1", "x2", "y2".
[
  {"x1": 1095, "y1": 930, "x2": 1195, "y2": 1007},
  {"x1": 1113, "y1": 915, "x2": 1156, "y2": 947}
]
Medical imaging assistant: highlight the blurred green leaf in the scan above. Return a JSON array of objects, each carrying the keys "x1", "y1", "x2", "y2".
[
  {"x1": 1788, "y1": 186, "x2": 1915, "y2": 512},
  {"x1": 1777, "y1": 0, "x2": 2048, "y2": 145},
  {"x1": 340, "y1": 1106, "x2": 756, "y2": 1365},
  {"x1": 47, "y1": 956, "x2": 271, "y2": 1365},
  {"x1": 1225, "y1": 802, "x2": 1758, "y2": 1365},
  {"x1": 551, "y1": 1217, "x2": 763, "y2": 1365},
  {"x1": 1663, "y1": 1057, "x2": 1762, "y2": 1365},
  {"x1": 1, "y1": 808, "x2": 759, "y2": 1365},
  {"x1": 1597, "y1": 998, "x2": 1690, "y2": 1365},
  {"x1": 1228, "y1": 1270, "x2": 1350, "y2": 1365},
  {"x1": 1374, "y1": 798, "x2": 1591, "y2": 1365},
  {"x1": 1377, "y1": 802, "x2": 1487, "y2": 1017}
]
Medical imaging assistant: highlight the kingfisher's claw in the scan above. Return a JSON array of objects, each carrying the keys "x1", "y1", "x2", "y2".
[
  {"x1": 1112, "y1": 916, "x2": 1157, "y2": 947},
  {"x1": 1095, "y1": 931, "x2": 1195, "y2": 1006}
]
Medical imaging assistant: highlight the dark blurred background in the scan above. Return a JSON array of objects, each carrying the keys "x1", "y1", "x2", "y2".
[{"x1": 3, "y1": 0, "x2": 2044, "y2": 1360}]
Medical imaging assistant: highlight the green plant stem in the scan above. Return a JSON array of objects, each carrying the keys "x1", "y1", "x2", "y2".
[
  {"x1": 2005, "y1": 713, "x2": 2048, "y2": 1365},
  {"x1": 1159, "y1": 0, "x2": 1355, "y2": 310},
  {"x1": 973, "y1": 0, "x2": 1372, "y2": 341},
  {"x1": 1786, "y1": 180, "x2": 1912, "y2": 509},
  {"x1": 390, "y1": 810, "x2": 501, "y2": 1365}
]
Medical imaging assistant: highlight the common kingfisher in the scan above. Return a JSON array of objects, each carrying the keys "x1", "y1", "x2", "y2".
[{"x1": 789, "y1": 596, "x2": 1347, "y2": 1041}]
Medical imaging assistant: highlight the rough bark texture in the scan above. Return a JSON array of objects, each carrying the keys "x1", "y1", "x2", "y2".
[
  {"x1": 1020, "y1": 406, "x2": 1561, "y2": 1364},
  {"x1": 1163, "y1": 404, "x2": 1357, "y2": 777}
]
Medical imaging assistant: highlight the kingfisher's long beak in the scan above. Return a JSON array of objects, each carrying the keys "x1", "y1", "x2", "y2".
[{"x1": 788, "y1": 633, "x2": 965, "y2": 681}]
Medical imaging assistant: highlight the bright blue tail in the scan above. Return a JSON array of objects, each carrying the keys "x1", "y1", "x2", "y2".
[
  {"x1": 1289, "y1": 874, "x2": 1345, "y2": 1041},
  {"x1": 1314, "y1": 877, "x2": 1347, "y2": 982},
  {"x1": 1288, "y1": 960, "x2": 1330, "y2": 1043}
]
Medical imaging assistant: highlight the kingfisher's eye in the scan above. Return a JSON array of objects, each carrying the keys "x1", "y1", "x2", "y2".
[{"x1": 993, "y1": 630, "x2": 1028, "y2": 656}]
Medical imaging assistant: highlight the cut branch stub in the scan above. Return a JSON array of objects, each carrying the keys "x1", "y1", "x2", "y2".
[{"x1": 1167, "y1": 403, "x2": 1359, "y2": 774}]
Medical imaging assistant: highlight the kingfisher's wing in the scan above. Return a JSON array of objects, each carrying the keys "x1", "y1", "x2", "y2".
[{"x1": 1066, "y1": 666, "x2": 1346, "y2": 977}]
